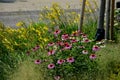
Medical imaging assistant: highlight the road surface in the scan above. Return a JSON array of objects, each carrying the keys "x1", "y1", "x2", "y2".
[{"x1": 0, "y1": 0, "x2": 119, "y2": 28}]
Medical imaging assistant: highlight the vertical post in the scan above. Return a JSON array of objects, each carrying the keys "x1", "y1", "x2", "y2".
[
  {"x1": 97, "y1": 0, "x2": 106, "y2": 29},
  {"x1": 95, "y1": 0, "x2": 106, "y2": 41},
  {"x1": 110, "y1": 0, "x2": 115, "y2": 40},
  {"x1": 105, "y1": 0, "x2": 111, "y2": 40},
  {"x1": 79, "y1": 0, "x2": 86, "y2": 31}
]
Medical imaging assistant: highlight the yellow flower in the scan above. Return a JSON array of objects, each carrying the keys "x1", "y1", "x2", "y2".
[
  {"x1": 35, "y1": 29, "x2": 40, "y2": 33},
  {"x1": 38, "y1": 37, "x2": 42, "y2": 41},
  {"x1": 50, "y1": 8, "x2": 54, "y2": 11},
  {"x1": 18, "y1": 35, "x2": 25, "y2": 39},
  {"x1": 43, "y1": 38, "x2": 48, "y2": 42},
  {"x1": 66, "y1": 4, "x2": 70, "y2": 9},
  {"x1": 52, "y1": 22, "x2": 55, "y2": 25},
  {"x1": 43, "y1": 26, "x2": 48, "y2": 31},
  {"x1": 39, "y1": 14, "x2": 43, "y2": 17},
  {"x1": 89, "y1": 9, "x2": 92, "y2": 13},
  {"x1": 16, "y1": 21, "x2": 24, "y2": 27},
  {"x1": 44, "y1": 6, "x2": 48, "y2": 9},
  {"x1": 71, "y1": 12, "x2": 76, "y2": 15},
  {"x1": 85, "y1": 1, "x2": 90, "y2": 6},
  {"x1": 35, "y1": 30, "x2": 41, "y2": 36},
  {"x1": 3, "y1": 38, "x2": 10, "y2": 44},
  {"x1": 39, "y1": 18, "x2": 42, "y2": 20},
  {"x1": 31, "y1": 27, "x2": 35, "y2": 31},
  {"x1": 14, "y1": 42, "x2": 19, "y2": 46},
  {"x1": 6, "y1": 45, "x2": 14, "y2": 51},
  {"x1": 19, "y1": 27, "x2": 25, "y2": 31},
  {"x1": 85, "y1": 8, "x2": 89, "y2": 12}
]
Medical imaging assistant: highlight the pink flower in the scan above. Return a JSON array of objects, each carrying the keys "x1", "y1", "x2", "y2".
[
  {"x1": 82, "y1": 34, "x2": 87, "y2": 38},
  {"x1": 70, "y1": 39, "x2": 78, "y2": 43},
  {"x1": 57, "y1": 41, "x2": 64, "y2": 46},
  {"x1": 92, "y1": 45, "x2": 100, "y2": 51},
  {"x1": 35, "y1": 45, "x2": 40, "y2": 49},
  {"x1": 57, "y1": 59, "x2": 65, "y2": 64},
  {"x1": 48, "y1": 63, "x2": 55, "y2": 69},
  {"x1": 82, "y1": 38, "x2": 91, "y2": 43},
  {"x1": 64, "y1": 45, "x2": 72, "y2": 50},
  {"x1": 32, "y1": 45, "x2": 40, "y2": 51},
  {"x1": 63, "y1": 42, "x2": 69, "y2": 46},
  {"x1": 48, "y1": 42, "x2": 55, "y2": 46},
  {"x1": 54, "y1": 76, "x2": 60, "y2": 80},
  {"x1": 89, "y1": 54, "x2": 97, "y2": 59},
  {"x1": 61, "y1": 34, "x2": 69, "y2": 40},
  {"x1": 82, "y1": 50, "x2": 88, "y2": 54},
  {"x1": 64, "y1": 43, "x2": 72, "y2": 50},
  {"x1": 48, "y1": 50, "x2": 55, "y2": 56},
  {"x1": 54, "y1": 29, "x2": 61, "y2": 36},
  {"x1": 67, "y1": 57, "x2": 75, "y2": 63},
  {"x1": 78, "y1": 46, "x2": 85, "y2": 49},
  {"x1": 34, "y1": 60, "x2": 41, "y2": 64},
  {"x1": 32, "y1": 47, "x2": 37, "y2": 52}
]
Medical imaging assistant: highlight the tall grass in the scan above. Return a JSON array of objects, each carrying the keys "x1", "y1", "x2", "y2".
[{"x1": 96, "y1": 41, "x2": 120, "y2": 80}]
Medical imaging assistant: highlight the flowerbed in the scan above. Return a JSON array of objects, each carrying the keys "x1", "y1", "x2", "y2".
[{"x1": 32, "y1": 29, "x2": 105, "y2": 80}]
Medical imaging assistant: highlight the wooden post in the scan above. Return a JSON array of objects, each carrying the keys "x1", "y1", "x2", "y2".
[
  {"x1": 110, "y1": 0, "x2": 115, "y2": 40},
  {"x1": 105, "y1": 0, "x2": 111, "y2": 40},
  {"x1": 79, "y1": 0, "x2": 86, "y2": 31}
]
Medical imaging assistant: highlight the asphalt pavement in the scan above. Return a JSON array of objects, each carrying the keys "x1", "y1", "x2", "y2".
[
  {"x1": 0, "y1": 0, "x2": 119, "y2": 28},
  {"x1": 0, "y1": 0, "x2": 82, "y2": 27}
]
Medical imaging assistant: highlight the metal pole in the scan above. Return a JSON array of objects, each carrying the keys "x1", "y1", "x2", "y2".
[
  {"x1": 97, "y1": 0, "x2": 106, "y2": 29},
  {"x1": 105, "y1": 0, "x2": 111, "y2": 40},
  {"x1": 95, "y1": 0, "x2": 106, "y2": 41},
  {"x1": 79, "y1": 0, "x2": 86, "y2": 31}
]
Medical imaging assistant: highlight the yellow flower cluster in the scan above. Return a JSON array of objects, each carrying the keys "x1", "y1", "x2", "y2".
[
  {"x1": 39, "y1": 1, "x2": 98, "y2": 27},
  {"x1": 16, "y1": 21, "x2": 25, "y2": 27},
  {"x1": 0, "y1": 22, "x2": 50, "y2": 52}
]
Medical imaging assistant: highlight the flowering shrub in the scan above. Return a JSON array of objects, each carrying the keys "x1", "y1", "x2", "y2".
[{"x1": 35, "y1": 29, "x2": 104, "y2": 79}]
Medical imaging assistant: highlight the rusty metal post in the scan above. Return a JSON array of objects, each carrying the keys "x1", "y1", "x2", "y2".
[{"x1": 110, "y1": 0, "x2": 115, "y2": 40}]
